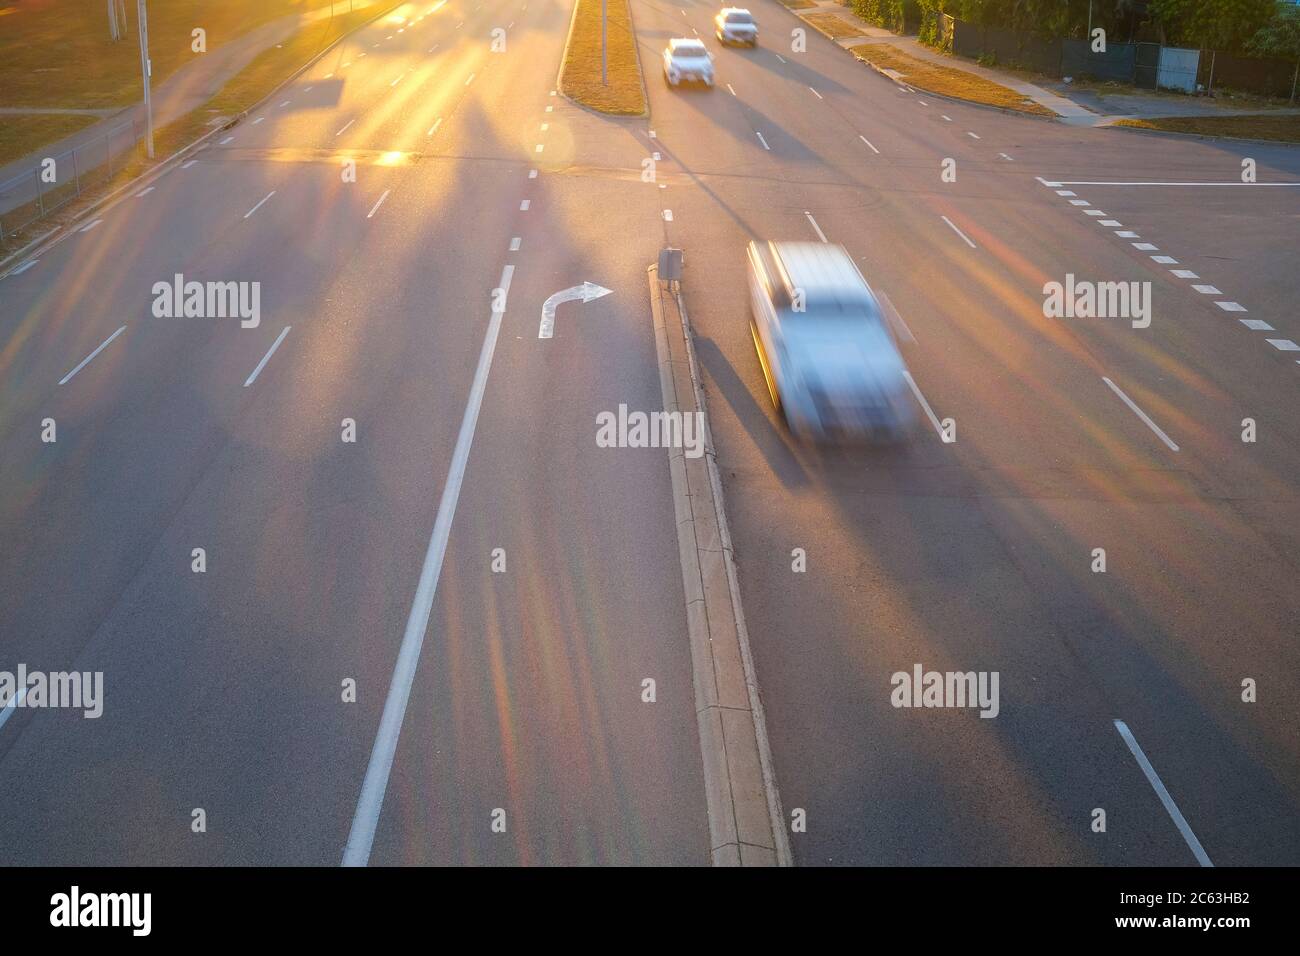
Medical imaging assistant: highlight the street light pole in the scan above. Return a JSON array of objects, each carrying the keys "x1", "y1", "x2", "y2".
[
  {"x1": 602, "y1": 0, "x2": 608, "y2": 86},
  {"x1": 136, "y1": 0, "x2": 154, "y2": 158}
]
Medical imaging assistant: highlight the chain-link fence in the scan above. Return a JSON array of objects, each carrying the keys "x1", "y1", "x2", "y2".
[{"x1": 0, "y1": 118, "x2": 142, "y2": 243}]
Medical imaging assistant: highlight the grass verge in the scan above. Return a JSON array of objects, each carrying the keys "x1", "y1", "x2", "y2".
[
  {"x1": 779, "y1": 0, "x2": 818, "y2": 8},
  {"x1": 803, "y1": 13, "x2": 866, "y2": 40},
  {"x1": 852, "y1": 44, "x2": 1055, "y2": 116},
  {"x1": 0, "y1": 113, "x2": 100, "y2": 167},
  {"x1": 560, "y1": 0, "x2": 645, "y2": 115},
  {"x1": 1113, "y1": 114, "x2": 1300, "y2": 144},
  {"x1": 1, "y1": 1, "x2": 399, "y2": 256}
]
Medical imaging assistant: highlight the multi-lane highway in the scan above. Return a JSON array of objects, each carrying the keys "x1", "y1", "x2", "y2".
[{"x1": 1, "y1": 0, "x2": 1297, "y2": 866}]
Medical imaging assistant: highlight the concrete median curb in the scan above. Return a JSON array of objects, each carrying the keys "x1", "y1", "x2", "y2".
[{"x1": 647, "y1": 263, "x2": 792, "y2": 867}]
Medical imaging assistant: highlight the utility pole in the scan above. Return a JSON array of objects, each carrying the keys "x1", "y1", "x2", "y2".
[
  {"x1": 602, "y1": 0, "x2": 608, "y2": 86},
  {"x1": 137, "y1": 0, "x2": 154, "y2": 159},
  {"x1": 107, "y1": 0, "x2": 120, "y2": 40}
]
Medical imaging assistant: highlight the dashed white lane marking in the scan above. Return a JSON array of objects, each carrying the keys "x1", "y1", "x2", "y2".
[
  {"x1": 324, "y1": 73, "x2": 333, "y2": 79},
  {"x1": 520, "y1": 199, "x2": 530, "y2": 210},
  {"x1": 465, "y1": 72, "x2": 475, "y2": 85},
  {"x1": 1267, "y1": 338, "x2": 1299, "y2": 351},
  {"x1": 80, "y1": 219, "x2": 103, "y2": 233},
  {"x1": 1103, "y1": 377, "x2": 1179, "y2": 452},
  {"x1": 859, "y1": 135, "x2": 879, "y2": 154},
  {"x1": 775, "y1": 53, "x2": 786, "y2": 63},
  {"x1": 966, "y1": 131, "x2": 980, "y2": 139},
  {"x1": 756, "y1": 131, "x2": 771, "y2": 150},
  {"x1": 358, "y1": 52, "x2": 366, "y2": 57},
  {"x1": 0, "y1": 685, "x2": 30, "y2": 733},
  {"x1": 1098, "y1": 219, "x2": 1121, "y2": 226},
  {"x1": 1216, "y1": 301, "x2": 1246, "y2": 312},
  {"x1": 367, "y1": 189, "x2": 391, "y2": 218},
  {"x1": 546, "y1": 105, "x2": 553, "y2": 112},
  {"x1": 998, "y1": 152, "x2": 1014, "y2": 161},
  {"x1": 390, "y1": 75, "x2": 405, "y2": 87},
  {"x1": 304, "y1": 86, "x2": 314, "y2": 92},
  {"x1": 1132, "y1": 242, "x2": 1158, "y2": 251},
  {"x1": 535, "y1": 144, "x2": 544, "y2": 153},
  {"x1": 917, "y1": 99, "x2": 927, "y2": 106},
  {"x1": 540, "y1": 123, "x2": 549, "y2": 131},
  {"x1": 663, "y1": 209, "x2": 673, "y2": 221},
  {"x1": 809, "y1": 87, "x2": 823, "y2": 99},
  {"x1": 1068, "y1": 199, "x2": 1089, "y2": 206},
  {"x1": 244, "y1": 191, "x2": 275, "y2": 219},
  {"x1": 875, "y1": 289, "x2": 914, "y2": 343},
  {"x1": 941, "y1": 115, "x2": 952, "y2": 121},
  {"x1": 1056, "y1": 190, "x2": 1076, "y2": 197},
  {"x1": 804, "y1": 211, "x2": 827, "y2": 243},
  {"x1": 181, "y1": 159, "x2": 198, "y2": 169},
  {"x1": 59, "y1": 326, "x2": 126, "y2": 385},
  {"x1": 252, "y1": 117, "x2": 265, "y2": 125},
  {"x1": 940, "y1": 215, "x2": 976, "y2": 249},
  {"x1": 1191, "y1": 285, "x2": 1222, "y2": 295},
  {"x1": 1152, "y1": 255, "x2": 1177, "y2": 264},
  {"x1": 136, "y1": 186, "x2": 154, "y2": 197},
  {"x1": 1171, "y1": 269, "x2": 1199, "y2": 279},
  {"x1": 727, "y1": 83, "x2": 737, "y2": 96},
  {"x1": 336, "y1": 119, "x2": 355, "y2": 136},
  {"x1": 1241, "y1": 319, "x2": 1274, "y2": 331},
  {"x1": 8, "y1": 260, "x2": 38, "y2": 276},
  {"x1": 902, "y1": 371, "x2": 950, "y2": 443},
  {"x1": 427, "y1": 118, "x2": 442, "y2": 135},
  {"x1": 279, "y1": 100, "x2": 291, "y2": 107},
  {"x1": 1084, "y1": 210, "x2": 1105, "y2": 217},
  {"x1": 344, "y1": 60, "x2": 353, "y2": 67},
  {"x1": 343, "y1": 263, "x2": 514, "y2": 867},
  {"x1": 529, "y1": 169, "x2": 537, "y2": 179},
  {"x1": 243, "y1": 326, "x2": 291, "y2": 387},
  {"x1": 1114, "y1": 720, "x2": 1212, "y2": 866},
  {"x1": 219, "y1": 135, "x2": 234, "y2": 145},
  {"x1": 509, "y1": 237, "x2": 521, "y2": 251},
  {"x1": 1115, "y1": 230, "x2": 1138, "y2": 238}
]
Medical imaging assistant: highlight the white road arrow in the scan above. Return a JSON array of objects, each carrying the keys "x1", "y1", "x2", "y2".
[{"x1": 538, "y1": 281, "x2": 612, "y2": 339}]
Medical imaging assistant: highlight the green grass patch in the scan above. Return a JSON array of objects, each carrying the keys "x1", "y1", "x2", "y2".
[
  {"x1": 1114, "y1": 114, "x2": 1300, "y2": 144},
  {"x1": 0, "y1": 113, "x2": 100, "y2": 167},
  {"x1": 560, "y1": 0, "x2": 645, "y2": 115},
  {"x1": 0, "y1": 0, "x2": 343, "y2": 110},
  {"x1": 803, "y1": 13, "x2": 867, "y2": 39}
]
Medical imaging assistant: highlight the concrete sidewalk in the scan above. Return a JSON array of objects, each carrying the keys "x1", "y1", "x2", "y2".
[{"x1": 0, "y1": 0, "x2": 381, "y2": 196}]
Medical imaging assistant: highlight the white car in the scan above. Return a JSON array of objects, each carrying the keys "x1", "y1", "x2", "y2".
[
  {"x1": 747, "y1": 241, "x2": 914, "y2": 442},
  {"x1": 715, "y1": 8, "x2": 758, "y2": 46},
  {"x1": 663, "y1": 38, "x2": 714, "y2": 88}
]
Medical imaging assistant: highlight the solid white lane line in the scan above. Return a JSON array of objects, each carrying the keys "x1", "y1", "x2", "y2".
[
  {"x1": 427, "y1": 118, "x2": 442, "y2": 135},
  {"x1": 343, "y1": 264, "x2": 515, "y2": 867},
  {"x1": 901, "y1": 371, "x2": 949, "y2": 443},
  {"x1": 181, "y1": 159, "x2": 198, "y2": 169},
  {"x1": 367, "y1": 189, "x2": 391, "y2": 218},
  {"x1": 804, "y1": 211, "x2": 827, "y2": 243},
  {"x1": 59, "y1": 326, "x2": 126, "y2": 385},
  {"x1": 1053, "y1": 180, "x2": 1300, "y2": 187},
  {"x1": 80, "y1": 219, "x2": 103, "y2": 233},
  {"x1": 875, "y1": 289, "x2": 914, "y2": 343},
  {"x1": 1114, "y1": 720, "x2": 1212, "y2": 867},
  {"x1": 244, "y1": 191, "x2": 275, "y2": 219},
  {"x1": 940, "y1": 215, "x2": 976, "y2": 248},
  {"x1": 756, "y1": 131, "x2": 770, "y2": 150},
  {"x1": 1102, "y1": 377, "x2": 1179, "y2": 452},
  {"x1": 136, "y1": 186, "x2": 155, "y2": 197},
  {"x1": 8, "y1": 260, "x2": 38, "y2": 276},
  {"x1": 243, "y1": 326, "x2": 291, "y2": 387},
  {"x1": 859, "y1": 134, "x2": 879, "y2": 154},
  {"x1": 0, "y1": 686, "x2": 30, "y2": 733},
  {"x1": 336, "y1": 119, "x2": 355, "y2": 136},
  {"x1": 220, "y1": 135, "x2": 234, "y2": 145}
]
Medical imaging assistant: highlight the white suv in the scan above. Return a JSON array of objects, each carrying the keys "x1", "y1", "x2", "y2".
[
  {"x1": 715, "y1": 8, "x2": 758, "y2": 46},
  {"x1": 663, "y1": 38, "x2": 714, "y2": 88}
]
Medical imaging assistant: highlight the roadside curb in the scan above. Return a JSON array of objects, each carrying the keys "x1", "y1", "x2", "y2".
[
  {"x1": 0, "y1": 0, "x2": 404, "y2": 278},
  {"x1": 556, "y1": 0, "x2": 649, "y2": 118},
  {"x1": 1100, "y1": 120, "x2": 1300, "y2": 148},
  {"x1": 647, "y1": 263, "x2": 792, "y2": 867}
]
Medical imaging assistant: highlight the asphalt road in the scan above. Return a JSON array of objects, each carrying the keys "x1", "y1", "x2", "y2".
[{"x1": 1, "y1": 0, "x2": 1297, "y2": 866}]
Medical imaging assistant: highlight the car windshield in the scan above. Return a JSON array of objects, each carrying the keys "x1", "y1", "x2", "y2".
[
  {"x1": 726, "y1": 13, "x2": 754, "y2": 23},
  {"x1": 675, "y1": 48, "x2": 708, "y2": 59}
]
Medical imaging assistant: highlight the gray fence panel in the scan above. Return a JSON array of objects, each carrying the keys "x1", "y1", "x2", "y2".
[
  {"x1": 950, "y1": 20, "x2": 1061, "y2": 76},
  {"x1": 1061, "y1": 38, "x2": 1135, "y2": 83},
  {"x1": 1157, "y1": 46, "x2": 1199, "y2": 93}
]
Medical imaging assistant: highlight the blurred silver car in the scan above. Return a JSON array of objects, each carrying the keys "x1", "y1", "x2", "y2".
[
  {"x1": 715, "y1": 8, "x2": 758, "y2": 46},
  {"x1": 663, "y1": 38, "x2": 715, "y2": 87},
  {"x1": 747, "y1": 241, "x2": 914, "y2": 442}
]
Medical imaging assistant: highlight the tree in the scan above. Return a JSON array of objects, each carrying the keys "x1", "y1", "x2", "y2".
[
  {"x1": 1248, "y1": 3, "x2": 1300, "y2": 61},
  {"x1": 1149, "y1": 0, "x2": 1276, "y2": 52}
]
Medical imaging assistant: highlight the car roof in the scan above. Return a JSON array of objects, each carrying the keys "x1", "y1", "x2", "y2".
[
  {"x1": 768, "y1": 242, "x2": 877, "y2": 311},
  {"x1": 669, "y1": 38, "x2": 708, "y2": 52},
  {"x1": 720, "y1": 7, "x2": 752, "y2": 15}
]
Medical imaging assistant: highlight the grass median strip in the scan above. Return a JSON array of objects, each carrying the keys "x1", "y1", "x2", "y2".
[
  {"x1": 851, "y1": 44, "x2": 1054, "y2": 116},
  {"x1": 0, "y1": 113, "x2": 99, "y2": 167},
  {"x1": 1114, "y1": 114, "x2": 1300, "y2": 144},
  {"x1": 803, "y1": 13, "x2": 866, "y2": 40},
  {"x1": 560, "y1": 0, "x2": 645, "y2": 115}
]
